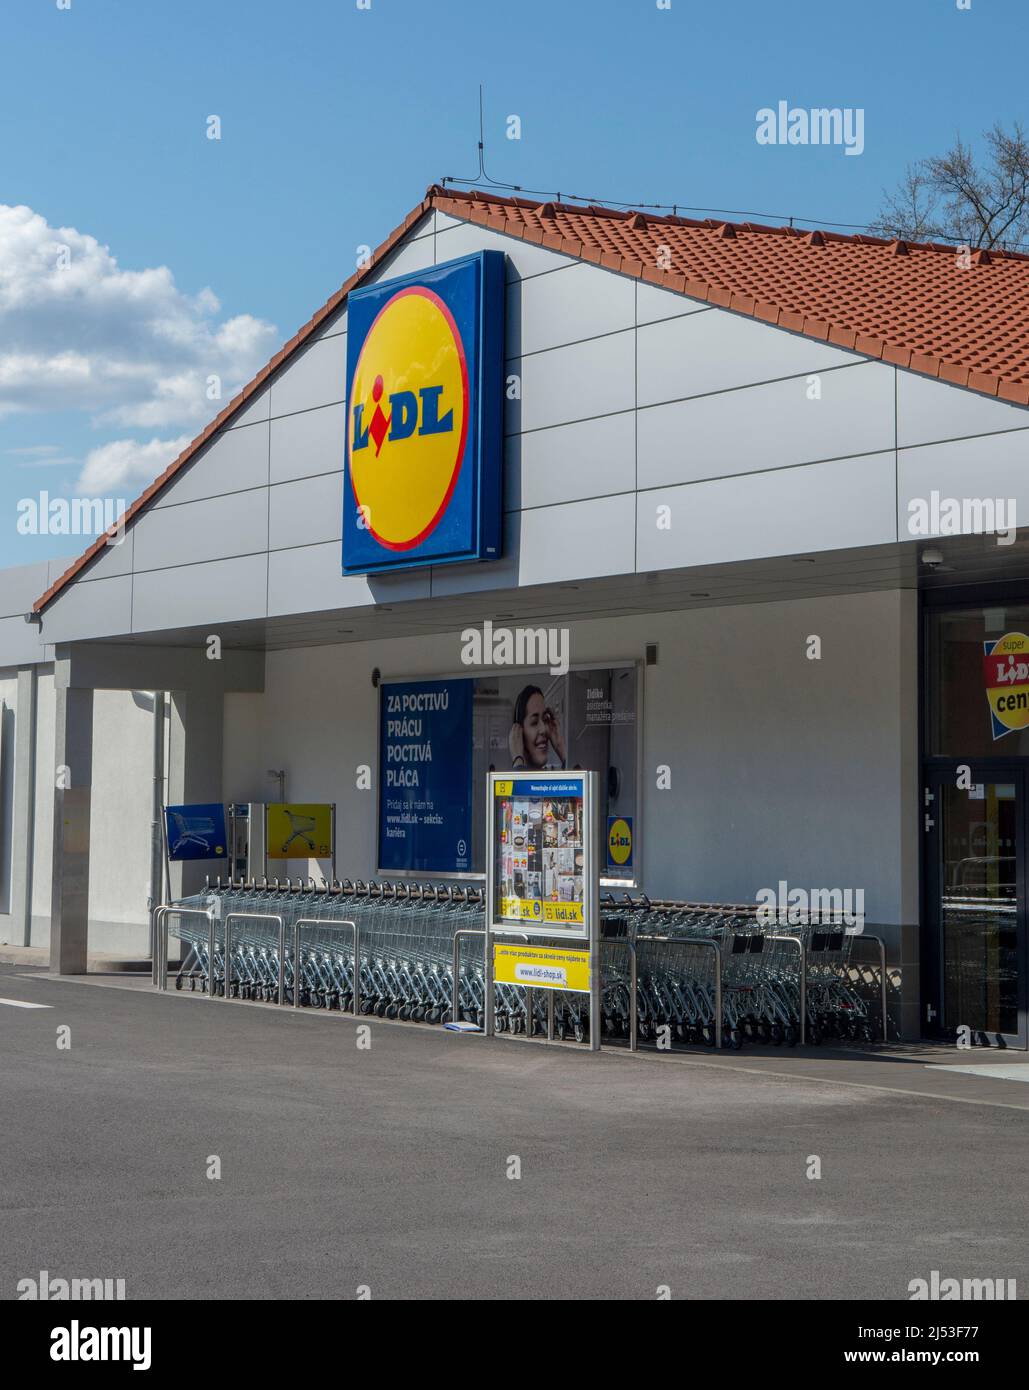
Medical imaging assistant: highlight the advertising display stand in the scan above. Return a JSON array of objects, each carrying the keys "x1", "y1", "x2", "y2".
[{"x1": 484, "y1": 770, "x2": 601, "y2": 1051}]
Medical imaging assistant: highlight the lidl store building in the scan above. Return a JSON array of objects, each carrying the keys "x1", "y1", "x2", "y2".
[{"x1": 3, "y1": 185, "x2": 1029, "y2": 1045}]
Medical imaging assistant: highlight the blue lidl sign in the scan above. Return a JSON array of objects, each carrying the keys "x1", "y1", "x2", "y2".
[{"x1": 342, "y1": 251, "x2": 505, "y2": 574}]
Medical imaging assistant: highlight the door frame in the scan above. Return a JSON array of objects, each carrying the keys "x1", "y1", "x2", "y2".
[
  {"x1": 922, "y1": 762, "x2": 1028, "y2": 1048},
  {"x1": 920, "y1": 584, "x2": 1029, "y2": 1048}
]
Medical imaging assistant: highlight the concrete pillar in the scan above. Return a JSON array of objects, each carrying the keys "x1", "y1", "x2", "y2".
[
  {"x1": 897, "y1": 587, "x2": 922, "y2": 1041},
  {"x1": 9, "y1": 667, "x2": 37, "y2": 946},
  {"x1": 168, "y1": 688, "x2": 224, "y2": 898},
  {"x1": 50, "y1": 686, "x2": 93, "y2": 974}
]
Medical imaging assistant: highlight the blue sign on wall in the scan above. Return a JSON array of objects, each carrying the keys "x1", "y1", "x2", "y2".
[
  {"x1": 164, "y1": 803, "x2": 228, "y2": 862},
  {"x1": 379, "y1": 679, "x2": 473, "y2": 874},
  {"x1": 342, "y1": 251, "x2": 505, "y2": 574}
]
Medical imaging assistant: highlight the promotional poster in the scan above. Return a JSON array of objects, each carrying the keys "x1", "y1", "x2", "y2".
[{"x1": 378, "y1": 665, "x2": 637, "y2": 877}]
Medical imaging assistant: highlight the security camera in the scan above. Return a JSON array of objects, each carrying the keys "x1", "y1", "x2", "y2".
[
  {"x1": 371, "y1": 667, "x2": 381, "y2": 688},
  {"x1": 920, "y1": 547, "x2": 944, "y2": 569}
]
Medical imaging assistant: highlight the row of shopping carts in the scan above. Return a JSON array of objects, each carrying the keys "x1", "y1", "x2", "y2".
[
  {"x1": 161, "y1": 880, "x2": 888, "y2": 1047},
  {"x1": 599, "y1": 898, "x2": 881, "y2": 1047}
]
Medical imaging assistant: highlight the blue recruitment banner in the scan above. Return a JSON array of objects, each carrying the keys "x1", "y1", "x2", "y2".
[
  {"x1": 379, "y1": 679, "x2": 473, "y2": 874},
  {"x1": 164, "y1": 803, "x2": 228, "y2": 862}
]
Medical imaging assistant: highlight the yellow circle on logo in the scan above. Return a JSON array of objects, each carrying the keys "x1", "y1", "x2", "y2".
[
  {"x1": 608, "y1": 818, "x2": 632, "y2": 866},
  {"x1": 349, "y1": 286, "x2": 469, "y2": 551}
]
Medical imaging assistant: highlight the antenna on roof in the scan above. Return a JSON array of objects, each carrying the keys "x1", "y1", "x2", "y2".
[
  {"x1": 440, "y1": 84, "x2": 523, "y2": 194},
  {"x1": 441, "y1": 85, "x2": 486, "y2": 189}
]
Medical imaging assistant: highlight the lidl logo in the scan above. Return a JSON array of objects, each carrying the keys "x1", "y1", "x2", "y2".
[
  {"x1": 607, "y1": 816, "x2": 633, "y2": 870},
  {"x1": 350, "y1": 286, "x2": 467, "y2": 551},
  {"x1": 984, "y1": 632, "x2": 1029, "y2": 739},
  {"x1": 342, "y1": 251, "x2": 505, "y2": 574}
]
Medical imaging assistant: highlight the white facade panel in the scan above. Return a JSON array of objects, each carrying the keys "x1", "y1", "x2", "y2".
[
  {"x1": 225, "y1": 383, "x2": 270, "y2": 429},
  {"x1": 363, "y1": 233, "x2": 435, "y2": 285},
  {"x1": 77, "y1": 531, "x2": 133, "y2": 580},
  {"x1": 0, "y1": 615, "x2": 43, "y2": 665},
  {"x1": 266, "y1": 541, "x2": 430, "y2": 617},
  {"x1": 269, "y1": 402, "x2": 345, "y2": 485},
  {"x1": 312, "y1": 304, "x2": 348, "y2": 342},
  {"x1": 897, "y1": 431, "x2": 1029, "y2": 539},
  {"x1": 637, "y1": 307, "x2": 861, "y2": 407},
  {"x1": 511, "y1": 330, "x2": 636, "y2": 434},
  {"x1": 268, "y1": 333, "x2": 347, "y2": 420},
  {"x1": 133, "y1": 487, "x2": 269, "y2": 572},
  {"x1": 507, "y1": 261, "x2": 636, "y2": 358},
  {"x1": 269, "y1": 473, "x2": 344, "y2": 551},
  {"x1": 505, "y1": 410, "x2": 635, "y2": 510},
  {"x1": 639, "y1": 451, "x2": 897, "y2": 569},
  {"x1": 41, "y1": 576, "x2": 134, "y2": 644},
  {"x1": 0, "y1": 561, "x2": 55, "y2": 618},
  {"x1": 635, "y1": 281, "x2": 709, "y2": 326},
  {"x1": 637, "y1": 361, "x2": 895, "y2": 489},
  {"x1": 515, "y1": 493, "x2": 636, "y2": 584},
  {"x1": 897, "y1": 369, "x2": 1029, "y2": 448},
  {"x1": 131, "y1": 554, "x2": 268, "y2": 631},
  {"x1": 426, "y1": 211, "x2": 465, "y2": 235},
  {"x1": 433, "y1": 219, "x2": 576, "y2": 281},
  {"x1": 152, "y1": 421, "x2": 269, "y2": 507}
]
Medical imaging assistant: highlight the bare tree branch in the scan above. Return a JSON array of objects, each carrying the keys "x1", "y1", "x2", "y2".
[{"x1": 871, "y1": 123, "x2": 1029, "y2": 250}]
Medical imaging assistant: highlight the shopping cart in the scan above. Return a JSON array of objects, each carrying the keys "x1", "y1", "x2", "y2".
[{"x1": 160, "y1": 882, "x2": 887, "y2": 1047}]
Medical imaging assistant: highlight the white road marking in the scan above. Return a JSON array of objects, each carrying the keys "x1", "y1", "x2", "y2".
[
  {"x1": 929, "y1": 1063, "x2": 1029, "y2": 1083},
  {"x1": 0, "y1": 996, "x2": 52, "y2": 1009}
]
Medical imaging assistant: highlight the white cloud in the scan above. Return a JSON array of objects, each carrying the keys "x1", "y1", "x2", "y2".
[
  {"x1": 77, "y1": 436, "x2": 192, "y2": 495},
  {"x1": 0, "y1": 204, "x2": 277, "y2": 434},
  {"x1": 6, "y1": 444, "x2": 77, "y2": 467}
]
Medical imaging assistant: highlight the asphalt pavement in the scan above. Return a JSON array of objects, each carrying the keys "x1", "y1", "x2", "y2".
[{"x1": 1, "y1": 965, "x2": 1026, "y2": 1301}]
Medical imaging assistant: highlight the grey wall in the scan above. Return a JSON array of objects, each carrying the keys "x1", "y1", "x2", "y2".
[
  {"x1": 222, "y1": 590, "x2": 918, "y2": 930},
  {"x1": 36, "y1": 209, "x2": 1029, "y2": 643},
  {"x1": 0, "y1": 556, "x2": 67, "y2": 666},
  {"x1": 0, "y1": 663, "x2": 159, "y2": 955}
]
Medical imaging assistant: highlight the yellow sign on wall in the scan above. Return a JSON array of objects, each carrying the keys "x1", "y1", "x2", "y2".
[
  {"x1": 266, "y1": 803, "x2": 333, "y2": 859},
  {"x1": 493, "y1": 943, "x2": 591, "y2": 993}
]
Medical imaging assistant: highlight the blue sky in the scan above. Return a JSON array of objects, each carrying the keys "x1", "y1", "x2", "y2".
[{"x1": 1, "y1": 0, "x2": 1024, "y2": 566}]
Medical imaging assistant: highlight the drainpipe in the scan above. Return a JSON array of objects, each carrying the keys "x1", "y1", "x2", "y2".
[{"x1": 148, "y1": 691, "x2": 166, "y2": 961}]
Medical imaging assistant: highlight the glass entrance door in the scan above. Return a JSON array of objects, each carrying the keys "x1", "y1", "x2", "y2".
[{"x1": 925, "y1": 773, "x2": 1027, "y2": 1046}]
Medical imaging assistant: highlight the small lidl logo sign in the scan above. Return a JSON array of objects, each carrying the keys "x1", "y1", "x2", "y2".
[
  {"x1": 342, "y1": 251, "x2": 505, "y2": 574},
  {"x1": 984, "y1": 632, "x2": 1029, "y2": 740},
  {"x1": 607, "y1": 816, "x2": 633, "y2": 871}
]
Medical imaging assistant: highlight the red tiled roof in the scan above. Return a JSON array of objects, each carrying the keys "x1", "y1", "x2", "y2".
[{"x1": 34, "y1": 184, "x2": 1029, "y2": 614}]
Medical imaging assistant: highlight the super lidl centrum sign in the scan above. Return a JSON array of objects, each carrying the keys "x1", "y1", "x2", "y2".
[
  {"x1": 342, "y1": 251, "x2": 505, "y2": 574},
  {"x1": 984, "y1": 631, "x2": 1029, "y2": 740}
]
